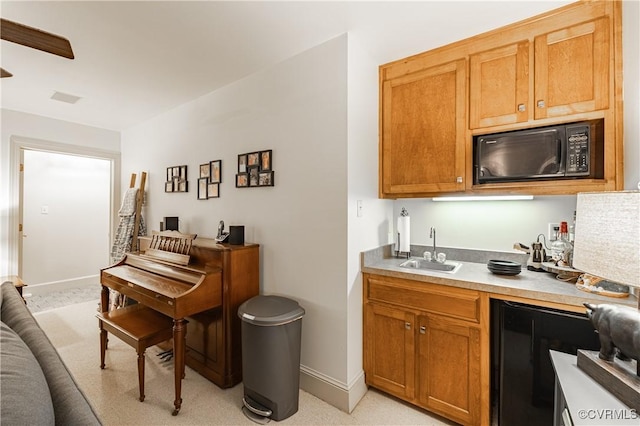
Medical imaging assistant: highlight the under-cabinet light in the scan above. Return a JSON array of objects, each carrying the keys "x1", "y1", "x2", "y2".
[{"x1": 431, "y1": 195, "x2": 534, "y2": 202}]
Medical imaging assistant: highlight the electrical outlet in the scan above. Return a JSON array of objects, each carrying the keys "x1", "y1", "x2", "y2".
[{"x1": 548, "y1": 223, "x2": 560, "y2": 241}]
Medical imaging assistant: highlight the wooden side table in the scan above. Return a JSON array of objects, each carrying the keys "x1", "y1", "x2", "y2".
[{"x1": 1, "y1": 275, "x2": 27, "y2": 303}]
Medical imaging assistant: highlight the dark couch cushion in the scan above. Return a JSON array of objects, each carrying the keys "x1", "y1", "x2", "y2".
[
  {"x1": 1, "y1": 320, "x2": 55, "y2": 425},
  {"x1": 1, "y1": 283, "x2": 101, "y2": 425}
]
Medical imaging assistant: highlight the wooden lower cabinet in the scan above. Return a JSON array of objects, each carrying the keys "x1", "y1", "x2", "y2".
[
  {"x1": 417, "y1": 314, "x2": 481, "y2": 425},
  {"x1": 363, "y1": 274, "x2": 485, "y2": 426},
  {"x1": 364, "y1": 303, "x2": 416, "y2": 400}
]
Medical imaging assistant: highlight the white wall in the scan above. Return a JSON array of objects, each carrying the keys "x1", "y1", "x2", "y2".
[
  {"x1": 345, "y1": 34, "x2": 394, "y2": 409},
  {"x1": 0, "y1": 109, "x2": 120, "y2": 277},
  {"x1": 22, "y1": 150, "x2": 110, "y2": 288},
  {"x1": 121, "y1": 35, "x2": 355, "y2": 406}
]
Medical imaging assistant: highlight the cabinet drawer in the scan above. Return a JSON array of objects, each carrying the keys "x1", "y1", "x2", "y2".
[{"x1": 366, "y1": 276, "x2": 480, "y2": 323}]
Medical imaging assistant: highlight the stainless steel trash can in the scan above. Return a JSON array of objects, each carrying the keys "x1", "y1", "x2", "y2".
[{"x1": 238, "y1": 295, "x2": 305, "y2": 422}]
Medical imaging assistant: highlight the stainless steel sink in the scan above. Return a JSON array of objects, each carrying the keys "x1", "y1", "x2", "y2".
[{"x1": 399, "y1": 258, "x2": 462, "y2": 273}]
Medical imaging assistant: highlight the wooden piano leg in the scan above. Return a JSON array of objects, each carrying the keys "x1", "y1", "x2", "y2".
[
  {"x1": 100, "y1": 285, "x2": 109, "y2": 312},
  {"x1": 172, "y1": 318, "x2": 187, "y2": 416},
  {"x1": 137, "y1": 350, "x2": 146, "y2": 402},
  {"x1": 99, "y1": 324, "x2": 107, "y2": 370}
]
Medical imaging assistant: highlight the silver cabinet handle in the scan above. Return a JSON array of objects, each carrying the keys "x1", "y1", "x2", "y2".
[
  {"x1": 420, "y1": 326, "x2": 426, "y2": 334},
  {"x1": 537, "y1": 100, "x2": 546, "y2": 108},
  {"x1": 518, "y1": 103, "x2": 526, "y2": 112},
  {"x1": 405, "y1": 322, "x2": 411, "y2": 330},
  {"x1": 456, "y1": 176, "x2": 463, "y2": 183}
]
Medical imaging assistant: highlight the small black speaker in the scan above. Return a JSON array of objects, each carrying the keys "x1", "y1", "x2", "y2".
[
  {"x1": 164, "y1": 217, "x2": 179, "y2": 231},
  {"x1": 229, "y1": 226, "x2": 245, "y2": 245}
]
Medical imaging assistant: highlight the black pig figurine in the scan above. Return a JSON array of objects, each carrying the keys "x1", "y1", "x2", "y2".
[{"x1": 584, "y1": 303, "x2": 640, "y2": 363}]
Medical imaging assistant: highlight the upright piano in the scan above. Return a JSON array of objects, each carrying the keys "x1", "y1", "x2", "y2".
[{"x1": 100, "y1": 238, "x2": 259, "y2": 414}]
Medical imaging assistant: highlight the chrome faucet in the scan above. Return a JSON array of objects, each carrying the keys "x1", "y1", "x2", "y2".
[{"x1": 430, "y1": 227, "x2": 437, "y2": 260}]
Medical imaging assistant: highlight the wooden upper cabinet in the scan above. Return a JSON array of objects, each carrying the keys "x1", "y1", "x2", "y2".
[
  {"x1": 379, "y1": 1, "x2": 621, "y2": 197},
  {"x1": 534, "y1": 17, "x2": 610, "y2": 120},
  {"x1": 470, "y1": 16, "x2": 610, "y2": 129},
  {"x1": 380, "y1": 59, "x2": 466, "y2": 197},
  {"x1": 469, "y1": 41, "x2": 529, "y2": 129}
]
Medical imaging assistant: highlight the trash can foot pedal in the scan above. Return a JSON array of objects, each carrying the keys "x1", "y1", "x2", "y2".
[
  {"x1": 242, "y1": 406, "x2": 270, "y2": 424},
  {"x1": 243, "y1": 396, "x2": 273, "y2": 423}
]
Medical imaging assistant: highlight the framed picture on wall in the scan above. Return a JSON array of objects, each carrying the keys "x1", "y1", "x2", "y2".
[
  {"x1": 200, "y1": 163, "x2": 210, "y2": 179},
  {"x1": 207, "y1": 182, "x2": 220, "y2": 198},
  {"x1": 236, "y1": 173, "x2": 248, "y2": 187},
  {"x1": 248, "y1": 167, "x2": 259, "y2": 186},
  {"x1": 210, "y1": 160, "x2": 221, "y2": 183},
  {"x1": 247, "y1": 152, "x2": 260, "y2": 167},
  {"x1": 197, "y1": 178, "x2": 208, "y2": 200},
  {"x1": 260, "y1": 150, "x2": 272, "y2": 171},
  {"x1": 238, "y1": 154, "x2": 247, "y2": 173},
  {"x1": 258, "y1": 171, "x2": 274, "y2": 186}
]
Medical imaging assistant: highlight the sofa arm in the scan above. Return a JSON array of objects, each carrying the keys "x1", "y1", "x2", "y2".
[{"x1": 1, "y1": 282, "x2": 101, "y2": 425}]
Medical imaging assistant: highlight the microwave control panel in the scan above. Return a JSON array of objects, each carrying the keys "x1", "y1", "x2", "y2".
[{"x1": 566, "y1": 125, "x2": 590, "y2": 175}]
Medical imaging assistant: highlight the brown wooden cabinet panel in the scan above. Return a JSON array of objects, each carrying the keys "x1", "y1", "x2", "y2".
[
  {"x1": 417, "y1": 314, "x2": 481, "y2": 426},
  {"x1": 363, "y1": 273, "x2": 486, "y2": 425},
  {"x1": 380, "y1": 59, "x2": 466, "y2": 197},
  {"x1": 534, "y1": 17, "x2": 609, "y2": 120},
  {"x1": 469, "y1": 41, "x2": 529, "y2": 129},
  {"x1": 367, "y1": 275, "x2": 480, "y2": 323},
  {"x1": 364, "y1": 303, "x2": 416, "y2": 400}
]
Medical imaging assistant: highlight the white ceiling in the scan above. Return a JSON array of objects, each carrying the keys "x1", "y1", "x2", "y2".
[{"x1": 0, "y1": 1, "x2": 570, "y2": 132}]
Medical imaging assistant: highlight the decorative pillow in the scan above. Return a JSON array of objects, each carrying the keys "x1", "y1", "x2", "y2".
[{"x1": 0, "y1": 321, "x2": 55, "y2": 425}]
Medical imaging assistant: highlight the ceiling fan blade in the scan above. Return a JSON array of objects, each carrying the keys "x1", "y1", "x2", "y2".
[
  {"x1": 1, "y1": 18, "x2": 74, "y2": 59},
  {"x1": 1, "y1": 67, "x2": 13, "y2": 78}
]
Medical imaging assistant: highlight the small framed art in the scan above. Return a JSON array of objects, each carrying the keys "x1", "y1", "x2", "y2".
[
  {"x1": 210, "y1": 160, "x2": 221, "y2": 183},
  {"x1": 247, "y1": 152, "x2": 260, "y2": 168},
  {"x1": 200, "y1": 163, "x2": 211, "y2": 179},
  {"x1": 236, "y1": 173, "x2": 248, "y2": 187},
  {"x1": 260, "y1": 150, "x2": 272, "y2": 171},
  {"x1": 197, "y1": 178, "x2": 208, "y2": 200},
  {"x1": 207, "y1": 182, "x2": 220, "y2": 198},
  {"x1": 259, "y1": 171, "x2": 274, "y2": 186},
  {"x1": 238, "y1": 154, "x2": 247, "y2": 173}
]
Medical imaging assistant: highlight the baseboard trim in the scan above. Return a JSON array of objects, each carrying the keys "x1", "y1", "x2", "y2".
[
  {"x1": 299, "y1": 365, "x2": 367, "y2": 413},
  {"x1": 23, "y1": 275, "x2": 99, "y2": 297}
]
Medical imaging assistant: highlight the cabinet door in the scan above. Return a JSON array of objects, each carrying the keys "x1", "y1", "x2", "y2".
[
  {"x1": 364, "y1": 303, "x2": 416, "y2": 400},
  {"x1": 417, "y1": 314, "x2": 481, "y2": 425},
  {"x1": 380, "y1": 59, "x2": 466, "y2": 196},
  {"x1": 534, "y1": 17, "x2": 609, "y2": 120},
  {"x1": 469, "y1": 41, "x2": 529, "y2": 129}
]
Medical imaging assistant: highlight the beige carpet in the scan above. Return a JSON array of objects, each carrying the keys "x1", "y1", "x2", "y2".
[{"x1": 34, "y1": 300, "x2": 455, "y2": 426}]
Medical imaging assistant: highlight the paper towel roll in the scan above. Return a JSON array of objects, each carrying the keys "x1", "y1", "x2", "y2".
[{"x1": 397, "y1": 216, "x2": 410, "y2": 253}]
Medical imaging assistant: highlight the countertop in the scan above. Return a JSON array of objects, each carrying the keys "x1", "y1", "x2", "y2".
[{"x1": 361, "y1": 245, "x2": 638, "y2": 309}]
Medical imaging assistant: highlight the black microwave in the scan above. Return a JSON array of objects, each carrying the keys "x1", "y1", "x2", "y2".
[{"x1": 473, "y1": 119, "x2": 604, "y2": 184}]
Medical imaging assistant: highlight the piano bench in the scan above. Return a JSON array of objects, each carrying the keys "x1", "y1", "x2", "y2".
[{"x1": 96, "y1": 304, "x2": 175, "y2": 402}]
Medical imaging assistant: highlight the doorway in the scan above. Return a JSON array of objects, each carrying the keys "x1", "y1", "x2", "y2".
[
  {"x1": 21, "y1": 150, "x2": 111, "y2": 291},
  {"x1": 8, "y1": 136, "x2": 121, "y2": 296}
]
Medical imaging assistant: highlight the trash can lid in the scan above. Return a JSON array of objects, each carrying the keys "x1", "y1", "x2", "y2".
[{"x1": 238, "y1": 295, "x2": 305, "y2": 326}]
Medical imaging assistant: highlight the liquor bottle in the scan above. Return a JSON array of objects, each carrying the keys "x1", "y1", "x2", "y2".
[{"x1": 551, "y1": 221, "x2": 572, "y2": 265}]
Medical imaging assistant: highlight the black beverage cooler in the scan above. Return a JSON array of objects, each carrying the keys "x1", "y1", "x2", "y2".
[{"x1": 492, "y1": 300, "x2": 600, "y2": 425}]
